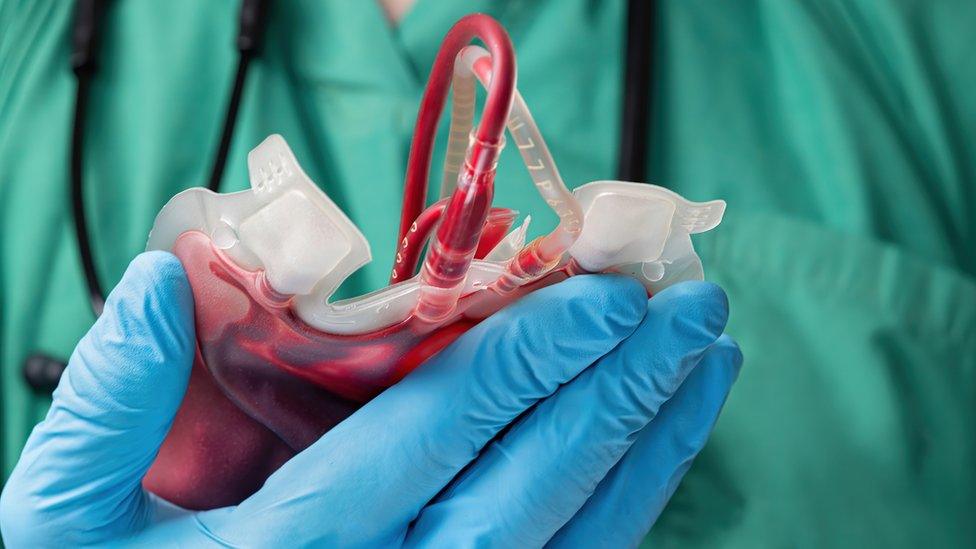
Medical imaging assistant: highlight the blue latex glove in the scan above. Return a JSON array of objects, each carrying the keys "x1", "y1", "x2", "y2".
[{"x1": 1, "y1": 251, "x2": 741, "y2": 548}]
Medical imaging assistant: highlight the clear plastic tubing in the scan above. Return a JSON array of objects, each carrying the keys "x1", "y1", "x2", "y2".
[
  {"x1": 397, "y1": 14, "x2": 516, "y2": 322},
  {"x1": 442, "y1": 46, "x2": 583, "y2": 289}
]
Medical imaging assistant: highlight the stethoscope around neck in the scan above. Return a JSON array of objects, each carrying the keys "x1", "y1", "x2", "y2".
[{"x1": 22, "y1": 0, "x2": 654, "y2": 393}]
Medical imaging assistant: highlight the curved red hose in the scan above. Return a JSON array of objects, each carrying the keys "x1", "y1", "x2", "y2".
[{"x1": 394, "y1": 14, "x2": 516, "y2": 275}]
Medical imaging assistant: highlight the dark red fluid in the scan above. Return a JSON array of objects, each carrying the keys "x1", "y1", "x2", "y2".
[
  {"x1": 143, "y1": 231, "x2": 571, "y2": 509},
  {"x1": 143, "y1": 14, "x2": 565, "y2": 510}
]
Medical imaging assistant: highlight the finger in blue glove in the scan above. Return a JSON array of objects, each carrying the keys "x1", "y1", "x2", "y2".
[
  {"x1": 4, "y1": 256, "x2": 673, "y2": 547},
  {"x1": 404, "y1": 281, "x2": 740, "y2": 547},
  {"x1": 549, "y1": 333, "x2": 743, "y2": 548}
]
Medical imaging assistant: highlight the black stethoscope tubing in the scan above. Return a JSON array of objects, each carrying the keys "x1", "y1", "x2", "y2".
[
  {"x1": 70, "y1": 0, "x2": 268, "y2": 316},
  {"x1": 23, "y1": 0, "x2": 652, "y2": 393}
]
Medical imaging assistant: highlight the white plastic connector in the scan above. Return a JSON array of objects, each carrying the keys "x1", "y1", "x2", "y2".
[
  {"x1": 569, "y1": 181, "x2": 725, "y2": 290},
  {"x1": 148, "y1": 138, "x2": 727, "y2": 335},
  {"x1": 148, "y1": 134, "x2": 371, "y2": 303}
]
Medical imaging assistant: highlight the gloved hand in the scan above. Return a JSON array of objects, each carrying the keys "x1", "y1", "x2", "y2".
[{"x1": 1, "y1": 251, "x2": 741, "y2": 548}]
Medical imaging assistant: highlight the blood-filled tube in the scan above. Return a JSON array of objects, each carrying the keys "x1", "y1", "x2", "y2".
[
  {"x1": 396, "y1": 14, "x2": 515, "y2": 250},
  {"x1": 391, "y1": 200, "x2": 517, "y2": 283},
  {"x1": 397, "y1": 14, "x2": 516, "y2": 321},
  {"x1": 415, "y1": 137, "x2": 504, "y2": 321}
]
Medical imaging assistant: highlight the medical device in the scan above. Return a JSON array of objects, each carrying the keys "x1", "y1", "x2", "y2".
[
  {"x1": 24, "y1": 0, "x2": 656, "y2": 393},
  {"x1": 138, "y1": 14, "x2": 724, "y2": 509}
]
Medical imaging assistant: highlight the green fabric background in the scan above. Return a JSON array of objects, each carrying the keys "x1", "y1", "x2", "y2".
[{"x1": 1, "y1": 1, "x2": 973, "y2": 546}]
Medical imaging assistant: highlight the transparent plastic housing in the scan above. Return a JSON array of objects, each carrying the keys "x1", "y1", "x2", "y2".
[{"x1": 141, "y1": 14, "x2": 726, "y2": 510}]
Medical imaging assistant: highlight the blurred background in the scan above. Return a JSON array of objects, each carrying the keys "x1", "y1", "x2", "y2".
[{"x1": 0, "y1": 1, "x2": 973, "y2": 546}]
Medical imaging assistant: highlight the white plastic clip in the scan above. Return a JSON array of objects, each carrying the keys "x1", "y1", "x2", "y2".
[
  {"x1": 569, "y1": 181, "x2": 725, "y2": 291},
  {"x1": 147, "y1": 135, "x2": 371, "y2": 300}
]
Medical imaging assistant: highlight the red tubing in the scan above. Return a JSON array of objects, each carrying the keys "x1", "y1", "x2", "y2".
[
  {"x1": 394, "y1": 14, "x2": 516, "y2": 278},
  {"x1": 391, "y1": 200, "x2": 447, "y2": 282},
  {"x1": 392, "y1": 201, "x2": 519, "y2": 283}
]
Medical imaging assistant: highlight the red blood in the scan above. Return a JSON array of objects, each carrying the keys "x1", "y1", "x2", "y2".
[
  {"x1": 143, "y1": 231, "x2": 569, "y2": 509},
  {"x1": 144, "y1": 14, "x2": 563, "y2": 509}
]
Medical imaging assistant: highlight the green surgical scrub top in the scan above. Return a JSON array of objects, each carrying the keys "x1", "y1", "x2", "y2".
[{"x1": 1, "y1": 1, "x2": 974, "y2": 546}]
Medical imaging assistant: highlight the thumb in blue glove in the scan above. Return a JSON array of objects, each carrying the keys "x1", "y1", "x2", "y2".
[{"x1": 1, "y1": 251, "x2": 195, "y2": 545}]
